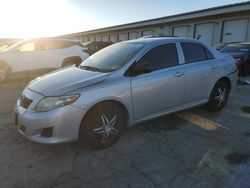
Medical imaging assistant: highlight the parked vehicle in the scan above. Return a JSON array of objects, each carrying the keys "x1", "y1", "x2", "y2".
[
  {"x1": 13, "y1": 37, "x2": 236, "y2": 149},
  {"x1": 82, "y1": 41, "x2": 113, "y2": 55},
  {"x1": 220, "y1": 42, "x2": 250, "y2": 84},
  {"x1": 213, "y1": 42, "x2": 240, "y2": 50},
  {"x1": 0, "y1": 38, "x2": 89, "y2": 82},
  {"x1": 219, "y1": 42, "x2": 250, "y2": 59}
]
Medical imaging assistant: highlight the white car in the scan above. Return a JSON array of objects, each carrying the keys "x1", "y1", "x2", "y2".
[{"x1": 0, "y1": 38, "x2": 89, "y2": 82}]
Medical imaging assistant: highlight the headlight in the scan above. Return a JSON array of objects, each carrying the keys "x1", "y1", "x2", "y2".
[{"x1": 35, "y1": 94, "x2": 80, "y2": 112}]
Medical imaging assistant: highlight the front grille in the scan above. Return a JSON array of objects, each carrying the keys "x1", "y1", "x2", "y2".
[
  {"x1": 41, "y1": 127, "x2": 53, "y2": 138},
  {"x1": 20, "y1": 95, "x2": 33, "y2": 109}
]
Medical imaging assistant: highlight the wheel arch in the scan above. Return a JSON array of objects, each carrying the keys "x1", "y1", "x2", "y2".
[
  {"x1": 217, "y1": 77, "x2": 231, "y2": 92},
  {"x1": 0, "y1": 60, "x2": 11, "y2": 71},
  {"x1": 80, "y1": 99, "x2": 130, "y2": 130}
]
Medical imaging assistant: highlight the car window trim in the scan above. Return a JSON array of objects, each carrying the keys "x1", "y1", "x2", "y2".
[
  {"x1": 124, "y1": 42, "x2": 181, "y2": 76},
  {"x1": 180, "y1": 42, "x2": 215, "y2": 64}
]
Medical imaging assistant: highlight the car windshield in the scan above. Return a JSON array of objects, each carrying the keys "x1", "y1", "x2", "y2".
[
  {"x1": 220, "y1": 44, "x2": 250, "y2": 53},
  {"x1": 80, "y1": 42, "x2": 145, "y2": 72}
]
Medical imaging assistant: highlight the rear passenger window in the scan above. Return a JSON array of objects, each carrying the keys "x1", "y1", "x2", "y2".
[
  {"x1": 181, "y1": 43, "x2": 207, "y2": 63},
  {"x1": 138, "y1": 43, "x2": 179, "y2": 71}
]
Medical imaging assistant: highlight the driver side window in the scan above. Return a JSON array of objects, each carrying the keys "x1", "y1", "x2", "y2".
[
  {"x1": 19, "y1": 42, "x2": 36, "y2": 52},
  {"x1": 137, "y1": 43, "x2": 179, "y2": 71}
]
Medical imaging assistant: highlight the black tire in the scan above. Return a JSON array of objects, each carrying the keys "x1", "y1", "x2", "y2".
[
  {"x1": 207, "y1": 80, "x2": 230, "y2": 111},
  {"x1": 80, "y1": 102, "x2": 126, "y2": 149},
  {"x1": 62, "y1": 57, "x2": 82, "y2": 67}
]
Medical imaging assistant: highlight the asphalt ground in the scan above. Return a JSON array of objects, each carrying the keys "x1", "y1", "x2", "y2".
[{"x1": 0, "y1": 75, "x2": 250, "y2": 188}]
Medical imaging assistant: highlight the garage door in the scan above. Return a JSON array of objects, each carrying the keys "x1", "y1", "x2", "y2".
[
  {"x1": 222, "y1": 19, "x2": 249, "y2": 42},
  {"x1": 95, "y1": 36, "x2": 101, "y2": 41},
  {"x1": 142, "y1": 30, "x2": 154, "y2": 36},
  {"x1": 102, "y1": 35, "x2": 109, "y2": 42},
  {"x1": 173, "y1": 26, "x2": 188, "y2": 37},
  {"x1": 110, "y1": 35, "x2": 117, "y2": 42},
  {"x1": 195, "y1": 23, "x2": 214, "y2": 45},
  {"x1": 118, "y1": 33, "x2": 127, "y2": 41},
  {"x1": 129, "y1": 32, "x2": 139, "y2": 40}
]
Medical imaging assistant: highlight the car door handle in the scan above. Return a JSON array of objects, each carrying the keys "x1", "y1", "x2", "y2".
[{"x1": 175, "y1": 72, "x2": 184, "y2": 77}]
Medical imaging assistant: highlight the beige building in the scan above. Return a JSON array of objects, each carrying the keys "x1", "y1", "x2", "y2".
[{"x1": 62, "y1": 1, "x2": 250, "y2": 46}]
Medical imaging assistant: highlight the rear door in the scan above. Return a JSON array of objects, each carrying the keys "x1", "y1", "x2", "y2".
[
  {"x1": 130, "y1": 43, "x2": 185, "y2": 120},
  {"x1": 180, "y1": 42, "x2": 216, "y2": 103}
]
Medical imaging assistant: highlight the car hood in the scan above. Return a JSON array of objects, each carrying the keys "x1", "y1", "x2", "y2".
[
  {"x1": 27, "y1": 66, "x2": 109, "y2": 96},
  {"x1": 221, "y1": 51, "x2": 247, "y2": 59}
]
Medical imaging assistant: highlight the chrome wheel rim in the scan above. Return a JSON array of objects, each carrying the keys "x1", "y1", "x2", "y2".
[
  {"x1": 0, "y1": 70, "x2": 6, "y2": 82},
  {"x1": 93, "y1": 114, "x2": 118, "y2": 143},
  {"x1": 214, "y1": 88, "x2": 226, "y2": 107}
]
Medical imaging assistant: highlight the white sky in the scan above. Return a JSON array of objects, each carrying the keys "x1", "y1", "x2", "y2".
[{"x1": 0, "y1": 0, "x2": 248, "y2": 38}]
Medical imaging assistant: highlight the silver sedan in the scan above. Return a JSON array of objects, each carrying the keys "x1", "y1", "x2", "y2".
[{"x1": 13, "y1": 37, "x2": 237, "y2": 149}]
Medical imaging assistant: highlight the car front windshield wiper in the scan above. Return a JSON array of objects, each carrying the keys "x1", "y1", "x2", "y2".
[{"x1": 79, "y1": 65, "x2": 102, "y2": 72}]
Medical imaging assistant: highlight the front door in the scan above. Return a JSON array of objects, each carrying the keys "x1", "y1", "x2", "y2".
[{"x1": 129, "y1": 43, "x2": 185, "y2": 120}]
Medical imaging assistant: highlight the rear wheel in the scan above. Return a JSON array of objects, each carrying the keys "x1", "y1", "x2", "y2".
[
  {"x1": 207, "y1": 80, "x2": 230, "y2": 111},
  {"x1": 80, "y1": 102, "x2": 126, "y2": 149}
]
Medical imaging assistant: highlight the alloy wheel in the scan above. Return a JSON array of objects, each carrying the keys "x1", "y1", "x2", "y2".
[
  {"x1": 93, "y1": 114, "x2": 118, "y2": 144},
  {"x1": 214, "y1": 88, "x2": 226, "y2": 107}
]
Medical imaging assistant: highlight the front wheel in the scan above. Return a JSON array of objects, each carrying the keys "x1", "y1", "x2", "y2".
[
  {"x1": 80, "y1": 102, "x2": 126, "y2": 149},
  {"x1": 207, "y1": 80, "x2": 230, "y2": 111}
]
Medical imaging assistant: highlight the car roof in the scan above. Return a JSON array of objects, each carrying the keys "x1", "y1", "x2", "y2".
[
  {"x1": 126, "y1": 37, "x2": 201, "y2": 45},
  {"x1": 233, "y1": 42, "x2": 250, "y2": 45},
  {"x1": 226, "y1": 42, "x2": 250, "y2": 47}
]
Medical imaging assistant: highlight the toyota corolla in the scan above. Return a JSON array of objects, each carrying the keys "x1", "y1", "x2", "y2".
[{"x1": 13, "y1": 37, "x2": 236, "y2": 149}]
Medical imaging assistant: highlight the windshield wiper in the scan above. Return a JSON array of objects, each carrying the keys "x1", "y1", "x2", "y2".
[{"x1": 79, "y1": 65, "x2": 101, "y2": 72}]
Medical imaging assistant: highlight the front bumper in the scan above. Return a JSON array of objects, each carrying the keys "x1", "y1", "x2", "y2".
[{"x1": 13, "y1": 88, "x2": 87, "y2": 144}]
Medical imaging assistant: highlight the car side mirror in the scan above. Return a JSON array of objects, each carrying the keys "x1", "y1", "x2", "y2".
[{"x1": 132, "y1": 63, "x2": 152, "y2": 76}]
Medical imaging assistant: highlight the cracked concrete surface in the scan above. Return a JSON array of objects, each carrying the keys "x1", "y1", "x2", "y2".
[{"x1": 0, "y1": 77, "x2": 250, "y2": 188}]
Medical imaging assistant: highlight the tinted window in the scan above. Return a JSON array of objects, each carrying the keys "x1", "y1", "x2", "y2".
[
  {"x1": 138, "y1": 43, "x2": 179, "y2": 71},
  {"x1": 181, "y1": 43, "x2": 206, "y2": 63}
]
